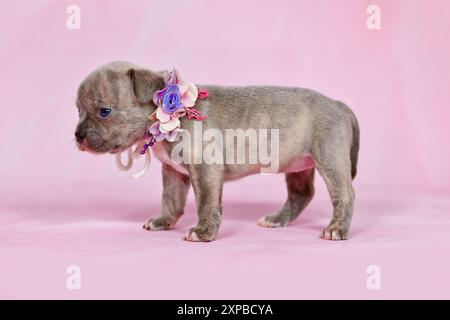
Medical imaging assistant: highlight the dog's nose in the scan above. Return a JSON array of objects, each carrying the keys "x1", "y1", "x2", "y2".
[{"x1": 75, "y1": 130, "x2": 86, "y2": 143}]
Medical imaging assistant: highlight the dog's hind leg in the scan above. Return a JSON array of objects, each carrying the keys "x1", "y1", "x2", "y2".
[
  {"x1": 315, "y1": 153, "x2": 355, "y2": 241},
  {"x1": 143, "y1": 164, "x2": 190, "y2": 231},
  {"x1": 258, "y1": 169, "x2": 315, "y2": 228}
]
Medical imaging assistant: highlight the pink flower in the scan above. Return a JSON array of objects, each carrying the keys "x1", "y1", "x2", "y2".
[
  {"x1": 178, "y1": 82, "x2": 198, "y2": 108},
  {"x1": 149, "y1": 120, "x2": 182, "y2": 142},
  {"x1": 155, "y1": 108, "x2": 181, "y2": 132}
]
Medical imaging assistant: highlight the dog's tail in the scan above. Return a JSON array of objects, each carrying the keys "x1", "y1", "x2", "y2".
[{"x1": 350, "y1": 115, "x2": 360, "y2": 180}]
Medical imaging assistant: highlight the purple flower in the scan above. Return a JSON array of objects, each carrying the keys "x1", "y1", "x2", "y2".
[
  {"x1": 148, "y1": 121, "x2": 182, "y2": 142},
  {"x1": 162, "y1": 84, "x2": 183, "y2": 114},
  {"x1": 148, "y1": 121, "x2": 166, "y2": 142}
]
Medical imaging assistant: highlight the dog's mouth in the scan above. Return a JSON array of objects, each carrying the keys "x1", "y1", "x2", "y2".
[
  {"x1": 77, "y1": 144, "x2": 104, "y2": 155},
  {"x1": 110, "y1": 145, "x2": 122, "y2": 154},
  {"x1": 76, "y1": 134, "x2": 141, "y2": 155},
  {"x1": 76, "y1": 140, "x2": 122, "y2": 155},
  {"x1": 76, "y1": 140, "x2": 88, "y2": 152},
  {"x1": 109, "y1": 142, "x2": 135, "y2": 155}
]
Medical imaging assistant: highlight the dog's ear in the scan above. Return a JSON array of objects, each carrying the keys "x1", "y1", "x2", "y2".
[{"x1": 128, "y1": 69, "x2": 164, "y2": 104}]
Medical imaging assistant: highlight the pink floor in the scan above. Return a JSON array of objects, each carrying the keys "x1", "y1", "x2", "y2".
[{"x1": 1, "y1": 182, "x2": 450, "y2": 299}]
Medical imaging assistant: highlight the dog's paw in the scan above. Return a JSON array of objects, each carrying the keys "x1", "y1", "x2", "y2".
[
  {"x1": 257, "y1": 215, "x2": 289, "y2": 228},
  {"x1": 320, "y1": 225, "x2": 349, "y2": 241},
  {"x1": 143, "y1": 216, "x2": 175, "y2": 231},
  {"x1": 183, "y1": 225, "x2": 218, "y2": 242}
]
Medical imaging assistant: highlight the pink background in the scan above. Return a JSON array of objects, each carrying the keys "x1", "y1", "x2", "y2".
[{"x1": 1, "y1": 0, "x2": 450, "y2": 299}]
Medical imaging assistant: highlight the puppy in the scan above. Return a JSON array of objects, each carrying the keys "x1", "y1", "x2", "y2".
[{"x1": 75, "y1": 61, "x2": 360, "y2": 242}]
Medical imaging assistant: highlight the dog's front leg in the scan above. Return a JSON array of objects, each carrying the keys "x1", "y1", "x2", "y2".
[
  {"x1": 184, "y1": 164, "x2": 224, "y2": 242},
  {"x1": 143, "y1": 164, "x2": 190, "y2": 231}
]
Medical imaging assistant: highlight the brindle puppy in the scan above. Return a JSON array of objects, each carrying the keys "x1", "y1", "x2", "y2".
[{"x1": 75, "y1": 61, "x2": 360, "y2": 242}]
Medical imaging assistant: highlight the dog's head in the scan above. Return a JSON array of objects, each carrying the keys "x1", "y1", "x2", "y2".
[{"x1": 75, "y1": 61, "x2": 164, "y2": 154}]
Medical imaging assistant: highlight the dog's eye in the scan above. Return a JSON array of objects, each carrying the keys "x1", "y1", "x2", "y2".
[{"x1": 99, "y1": 108, "x2": 112, "y2": 118}]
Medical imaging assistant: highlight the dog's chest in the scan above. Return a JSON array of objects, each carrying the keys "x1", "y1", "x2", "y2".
[{"x1": 152, "y1": 143, "x2": 190, "y2": 175}]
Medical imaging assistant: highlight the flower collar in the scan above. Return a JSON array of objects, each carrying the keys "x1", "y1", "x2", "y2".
[
  {"x1": 139, "y1": 69, "x2": 208, "y2": 155},
  {"x1": 115, "y1": 69, "x2": 208, "y2": 178}
]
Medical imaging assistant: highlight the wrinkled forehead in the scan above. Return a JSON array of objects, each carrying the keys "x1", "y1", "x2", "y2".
[{"x1": 77, "y1": 69, "x2": 133, "y2": 111}]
